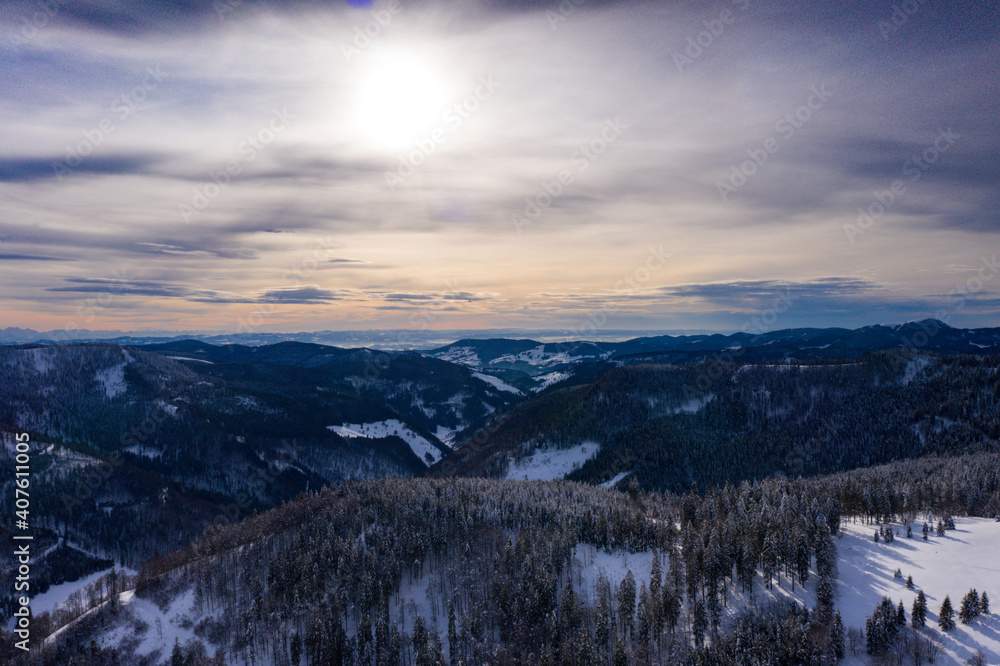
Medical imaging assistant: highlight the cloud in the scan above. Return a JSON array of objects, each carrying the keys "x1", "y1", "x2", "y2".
[
  {"x1": 2, "y1": 0, "x2": 999, "y2": 332},
  {"x1": 0, "y1": 252, "x2": 70, "y2": 261},
  {"x1": 658, "y1": 278, "x2": 878, "y2": 301},
  {"x1": 259, "y1": 286, "x2": 340, "y2": 304},
  {"x1": 0, "y1": 153, "x2": 165, "y2": 182}
]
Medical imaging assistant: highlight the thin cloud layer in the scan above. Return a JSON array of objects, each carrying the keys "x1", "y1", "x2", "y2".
[{"x1": 1, "y1": 0, "x2": 998, "y2": 333}]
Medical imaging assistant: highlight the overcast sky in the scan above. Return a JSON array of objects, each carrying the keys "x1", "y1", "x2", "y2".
[{"x1": 1, "y1": 0, "x2": 998, "y2": 335}]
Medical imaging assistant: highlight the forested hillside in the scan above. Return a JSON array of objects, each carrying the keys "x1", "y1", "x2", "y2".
[
  {"x1": 0, "y1": 342, "x2": 521, "y2": 600},
  {"x1": 440, "y1": 351, "x2": 1000, "y2": 493},
  {"x1": 15, "y1": 450, "x2": 1000, "y2": 665}
]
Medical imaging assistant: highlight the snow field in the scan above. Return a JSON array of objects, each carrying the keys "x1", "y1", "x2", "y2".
[
  {"x1": 836, "y1": 517, "x2": 1000, "y2": 665},
  {"x1": 472, "y1": 371, "x2": 522, "y2": 394},
  {"x1": 329, "y1": 419, "x2": 443, "y2": 466},
  {"x1": 504, "y1": 441, "x2": 599, "y2": 481}
]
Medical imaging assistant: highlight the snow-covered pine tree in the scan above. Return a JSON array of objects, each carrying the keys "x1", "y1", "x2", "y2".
[
  {"x1": 960, "y1": 590, "x2": 980, "y2": 624},
  {"x1": 692, "y1": 599, "x2": 708, "y2": 649},
  {"x1": 911, "y1": 590, "x2": 927, "y2": 628},
  {"x1": 831, "y1": 611, "x2": 846, "y2": 660},
  {"x1": 617, "y1": 570, "x2": 636, "y2": 638},
  {"x1": 939, "y1": 596, "x2": 955, "y2": 631}
]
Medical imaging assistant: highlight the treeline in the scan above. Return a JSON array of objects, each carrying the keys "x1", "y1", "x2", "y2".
[
  {"x1": 448, "y1": 351, "x2": 1000, "y2": 495},
  {"x1": 30, "y1": 474, "x2": 847, "y2": 664},
  {"x1": 21, "y1": 451, "x2": 1000, "y2": 664}
]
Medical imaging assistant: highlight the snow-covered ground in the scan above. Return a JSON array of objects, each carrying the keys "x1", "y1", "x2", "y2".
[
  {"x1": 29, "y1": 347, "x2": 55, "y2": 373},
  {"x1": 902, "y1": 356, "x2": 932, "y2": 385},
  {"x1": 431, "y1": 346, "x2": 482, "y2": 367},
  {"x1": 601, "y1": 471, "x2": 632, "y2": 488},
  {"x1": 571, "y1": 545, "x2": 657, "y2": 598},
  {"x1": 94, "y1": 363, "x2": 127, "y2": 398},
  {"x1": 30, "y1": 567, "x2": 116, "y2": 616},
  {"x1": 86, "y1": 588, "x2": 219, "y2": 662},
  {"x1": 836, "y1": 517, "x2": 1000, "y2": 665},
  {"x1": 504, "y1": 441, "x2": 599, "y2": 481},
  {"x1": 165, "y1": 355, "x2": 214, "y2": 364},
  {"x1": 329, "y1": 419, "x2": 443, "y2": 466},
  {"x1": 532, "y1": 371, "x2": 570, "y2": 392},
  {"x1": 491, "y1": 346, "x2": 601, "y2": 368},
  {"x1": 666, "y1": 392, "x2": 715, "y2": 414},
  {"x1": 434, "y1": 425, "x2": 459, "y2": 448},
  {"x1": 124, "y1": 444, "x2": 163, "y2": 459},
  {"x1": 472, "y1": 371, "x2": 522, "y2": 394}
]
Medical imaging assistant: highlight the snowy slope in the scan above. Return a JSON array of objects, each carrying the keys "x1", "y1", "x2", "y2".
[
  {"x1": 330, "y1": 419, "x2": 443, "y2": 466},
  {"x1": 601, "y1": 471, "x2": 632, "y2": 488},
  {"x1": 472, "y1": 372, "x2": 522, "y2": 395},
  {"x1": 531, "y1": 371, "x2": 570, "y2": 392},
  {"x1": 30, "y1": 567, "x2": 116, "y2": 616},
  {"x1": 504, "y1": 442, "x2": 599, "y2": 481},
  {"x1": 836, "y1": 517, "x2": 1000, "y2": 665}
]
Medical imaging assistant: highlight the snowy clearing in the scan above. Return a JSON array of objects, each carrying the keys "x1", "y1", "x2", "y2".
[
  {"x1": 165, "y1": 355, "x2": 214, "y2": 364},
  {"x1": 434, "y1": 425, "x2": 459, "y2": 448},
  {"x1": 668, "y1": 392, "x2": 715, "y2": 414},
  {"x1": 329, "y1": 419, "x2": 443, "y2": 466},
  {"x1": 432, "y1": 347, "x2": 482, "y2": 367},
  {"x1": 505, "y1": 441, "x2": 599, "y2": 481},
  {"x1": 94, "y1": 363, "x2": 127, "y2": 398},
  {"x1": 837, "y1": 517, "x2": 1000, "y2": 665},
  {"x1": 30, "y1": 567, "x2": 115, "y2": 616},
  {"x1": 532, "y1": 371, "x2": 570, "y2": 392},
  {"x1": 601, "y1": 471, "x2": 632, "y2": 488},
  {"x1": 472, "y1": 371, "x2": 522, "y2": 394},
  {"x1": 902, "y1": 356, "x2": 933, "y2": 385}
]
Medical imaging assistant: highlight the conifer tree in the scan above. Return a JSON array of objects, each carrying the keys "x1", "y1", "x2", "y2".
[
  {"x1": 831, "y1": 611, "x2": 846, "y2": 660},
  {"x1": 448, "y1": 599, "x2": 457, "y2": 666},
  {"x1": 939, "y1": 596, "x2": 955, "y2": 631},
  {"x1": 617, "y1": 570, "x2": 636, "y2": 638},
  {"x1": 171, "y1": 639, "x2": 184, "y2": 666},
  {"x1": 612, "y1": 639, "x2": 629, "y2": 666},
  {"x1": 911, "y1": 590, "x2": 927, "y2": 629},
  {"x1": 960, "y1": 590, "x2": 980, "y2": 624},
  {"x1": 980, "y1": 591, "x2": 989, "y2": 615},
  {"x1": 692, "y1": 599, "x2": 708, "y2": 649}
]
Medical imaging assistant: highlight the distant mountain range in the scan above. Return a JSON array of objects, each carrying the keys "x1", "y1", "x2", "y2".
[
  {"x1": 0, "y1": 327, "x2": 678, "y2": 349},
  {"x1": 5, "y1": 319, "x2": 998, "y2": 359},
  {"x1": 425, "y1": 319, "x2": 1000, "y2": 376}
]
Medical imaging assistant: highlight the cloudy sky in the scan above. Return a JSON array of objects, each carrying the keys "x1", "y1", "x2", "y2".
[{"x1": 1, "y1": 0, "x2": 998, "y2": 335}]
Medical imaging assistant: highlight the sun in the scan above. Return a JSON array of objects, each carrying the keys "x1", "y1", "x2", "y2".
[{"x1": 354, "y1": 49, "x2": 453, "y2": 152}]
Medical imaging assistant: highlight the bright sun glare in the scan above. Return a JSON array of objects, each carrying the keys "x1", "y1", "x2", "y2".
[{"x1": 355, "y1": 50, "x2": 452, "y2": 152}]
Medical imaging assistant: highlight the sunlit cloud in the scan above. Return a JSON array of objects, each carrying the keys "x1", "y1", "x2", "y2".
[{"x1": 1, "y1": 0, "x2": 998, "y2": 334}]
